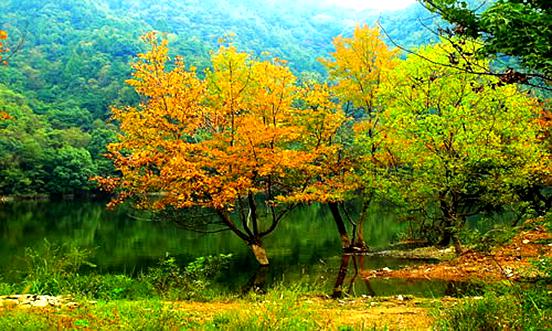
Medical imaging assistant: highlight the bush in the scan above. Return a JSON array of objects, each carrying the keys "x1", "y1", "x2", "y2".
[
  {"x1": 142, "y1": 254, "x2": 232, "y2": 300},
  {"x1": 0, "y1": 282, "x2": 13, "y2": 295},
  {"x1": 66, "y1": 274, "x2": 156, "y2": 300},
  {"x1": 435, "y1": 292, "x2": 522, "y2": 330},
  {"x1": 459, "y1": 225, "x2": 517, "y2": 253}
]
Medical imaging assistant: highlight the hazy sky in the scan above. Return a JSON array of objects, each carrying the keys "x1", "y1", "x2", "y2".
[{"x1": 324, "y1": 0, "x2": 417, "y2": 11}]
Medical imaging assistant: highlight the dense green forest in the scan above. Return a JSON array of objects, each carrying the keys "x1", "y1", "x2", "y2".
[{"x1": 0, "y1": 0, "x2": 438, "y2": 196}]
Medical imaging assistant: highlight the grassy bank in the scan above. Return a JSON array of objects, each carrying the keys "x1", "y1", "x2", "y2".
[
  {"x1": 1, "y1": 292, "x2": 438, "y2": 330},
  {"x1": 2, "y1": 282, "x2": 550, "y2": 330}
]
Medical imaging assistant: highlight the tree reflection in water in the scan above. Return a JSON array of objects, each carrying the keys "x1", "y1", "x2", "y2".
[{"x1": 332, "y1": 254, "x2": 375, "y2": 298}]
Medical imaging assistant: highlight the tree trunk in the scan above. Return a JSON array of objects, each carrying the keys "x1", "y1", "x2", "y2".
[
  {"x1": 438, "y1": 217, "x2": 464, "y2": 256},
  {"x1": 328, "y1": 202, "x2": 351, "y2": 250},
  {"x1": 437, "y1": 226, "x2": 452, "y2": 247},
  {"x1": 250, "y1": 242, "x2": 269, "y2": 266},
  {"x1": 242, "y1": 266, "x2": 268, "y2": 294},
  {"x1": 354, "y1": 220, "x2": 368, "y2": 251}
]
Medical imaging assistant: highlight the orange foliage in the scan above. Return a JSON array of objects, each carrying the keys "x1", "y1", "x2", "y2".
[
  {"x1": 99, "y1": 32, "x2": 344, "y2": 213},
  {"x1": 0, "y1": 30, "x2": 7, "y2": 65}
]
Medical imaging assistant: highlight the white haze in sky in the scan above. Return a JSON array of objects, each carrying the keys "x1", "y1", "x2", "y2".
[{"x1": 323, "y1": 0, "x2": 417, "y2": 11}]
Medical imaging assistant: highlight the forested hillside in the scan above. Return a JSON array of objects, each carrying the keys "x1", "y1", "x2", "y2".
[{"x1": 0, "y1": 0, "x2": 437, "y2": 196}]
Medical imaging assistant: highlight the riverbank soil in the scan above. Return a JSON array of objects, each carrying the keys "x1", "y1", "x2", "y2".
[{"x1": 366, "y1": 219, "x2": 552, "y2": 282}]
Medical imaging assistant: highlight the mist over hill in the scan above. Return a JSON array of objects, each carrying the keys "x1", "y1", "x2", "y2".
[{"x1": 0, "y1": 0, "x2": 438, "y2": 115}]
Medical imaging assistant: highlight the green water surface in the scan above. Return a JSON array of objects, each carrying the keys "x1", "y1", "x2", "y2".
[{"x1": 0, "y1": 201, "x2": 458, "y2": 297}]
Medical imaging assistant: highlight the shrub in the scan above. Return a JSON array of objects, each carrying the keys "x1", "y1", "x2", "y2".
[
  {"x1": 12, "y1": 241, "x2": 232, "y2": 301},
  {"x1": 65, "y1": 274, "x2": 156, "y2": 300},
  {"x1": 142, "y1": 254, "x2": 232, "y2": 300}
]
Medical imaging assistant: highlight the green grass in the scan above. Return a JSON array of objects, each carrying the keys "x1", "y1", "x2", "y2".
[
  {"x1": 0, "y1": 300, "x2": 202, "y2": 330},
  {"x1": 433, "y1": 279, "x2": 552, "y2": 330},
  {"x1": 0, "y1": 292, "x2": 396, "y2": 330}
]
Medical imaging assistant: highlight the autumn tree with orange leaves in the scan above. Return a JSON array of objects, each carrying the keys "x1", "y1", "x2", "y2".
[{"x1": 97, "y1": 33, "x2": 344, "y2": 265}]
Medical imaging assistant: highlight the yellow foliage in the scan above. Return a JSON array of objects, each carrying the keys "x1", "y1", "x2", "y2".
[
  {"x1": 322, "y1": 24, "x2": 398, "y2": 112},
  {"x1": 100, "y1": 33, "x2": 346, "y2": 211}
]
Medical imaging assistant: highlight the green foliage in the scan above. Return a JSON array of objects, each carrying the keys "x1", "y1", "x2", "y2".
[
  {"x1": 532, "y1": 256, "x2": 552, "y2": 283},
  {"x1": 421, "y1": 0, "x2": 552, "y2": 80},
  {"x1": 0, "y1": 1, "x2": 437, "y2": 197},
  {"x1": 65, "y1": 274, "x2": 155, "y2": 301},
  {"x1": 374, "y1": 41, "x2": 549, "y2": 247},
  {"x1": 18, "y1": 239, "x2": 94, "y2": 295},
  {"x1": 435, "y1": 291, "x2": 524, "y2": 330},
  {"x1": 0, "y1": 281, "x2": 13, "y2": 295},
  {"x1": 436, "y1": 254, "x2": 552, "y2": 329},
  {"x1": 459, "y1": 223, "x2": 517, "y2": 253},
  {"x1": 47, "y1": 145, "x2": 97, "y2": 195},
  {"x1": 9, "y1": 240, "x2": 232, "y2": 300},
  {"x1": 0, "y1": 85, "x2": 110, "y2": 196}
]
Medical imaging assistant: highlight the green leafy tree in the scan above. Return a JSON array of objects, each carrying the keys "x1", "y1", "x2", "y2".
[
  {"x1": 0, "y1": 86, "x2": 50, "y2": 195},
  {"x1": 377, "y1": 41, "x2": 549, "y2": 253},
  {"x1": 46, "y1": 146, "x2": 97, "y2": 196}
]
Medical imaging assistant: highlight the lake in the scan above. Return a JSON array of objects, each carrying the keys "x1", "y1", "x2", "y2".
[{"x1": 0, "y1": 200, "x2": 462, "y2": 297}]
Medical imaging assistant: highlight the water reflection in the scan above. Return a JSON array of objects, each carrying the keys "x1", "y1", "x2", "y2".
[
  {"x1": 0, "y1": 201, "x2": 405, "y2": 273},
  {"x1": 0, "y1": 200, "x2": 469, "y2": 296},
  {"x1": 327, "y1": 254, "x2": 481, "y2": 298},
  {"x1": 332, "y1": 255, "x2": 375, "y2": 298}
]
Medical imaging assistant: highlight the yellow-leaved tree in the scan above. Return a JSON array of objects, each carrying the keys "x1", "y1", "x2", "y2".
[
  {"x1": 0, "y1": 30, "x2": 7, "y2": 64},
  {"x1": 97, "y1": 33, "x2": 343, "y2": 265},
  {"x1": 289, "y1": 25, "x2": 399, "y2": 251}
]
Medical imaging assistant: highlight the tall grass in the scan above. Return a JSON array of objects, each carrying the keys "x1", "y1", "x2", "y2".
[{"x1": 0, "y1": 240, "x2": 233, "y2": 301}]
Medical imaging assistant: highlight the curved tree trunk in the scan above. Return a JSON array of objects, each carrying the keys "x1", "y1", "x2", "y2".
[
  {"x1": 353, "y1": 199, "x2": 370, "y2": 250},
  {"x1": 217, "y1": 209, "x2": 270, "y2": 266},
  {"x1": 250, "y1": 242, "x2": 269, "y2": 266},
  {"x1": 354, "y1": 220, "x2": 368, "y2": 251}
]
